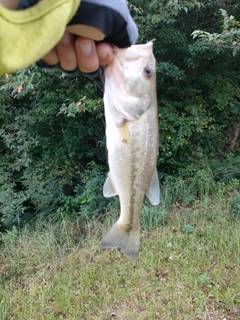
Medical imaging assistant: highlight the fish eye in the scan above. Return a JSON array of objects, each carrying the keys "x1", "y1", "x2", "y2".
[{"x1": 144, "y1": 66, "x2": 154, "y2": 77}]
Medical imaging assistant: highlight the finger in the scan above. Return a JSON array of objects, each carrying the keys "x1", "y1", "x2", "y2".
[
  {"x1": 75, "y1": 37, "x2": 99, "y2": 73},
  {"x1": 96, "y1": 42, "x2": 113, "y2": 66},
  {"x1": 0, "y1": 0, "x2": 20, "y2": 9},
  {"x1": 56, "y1": 31, "x2": 78, "y2": 71},
  {"x1": 42, "y1": 47, "x2": 59, "y2": 66}
]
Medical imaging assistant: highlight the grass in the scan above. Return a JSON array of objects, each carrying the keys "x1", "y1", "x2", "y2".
[{"x1": 0, "y1": 194, "x2": 240, "y2": 320}]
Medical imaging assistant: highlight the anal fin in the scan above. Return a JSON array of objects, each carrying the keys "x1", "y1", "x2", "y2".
[
  {"x1": 103, "y1": 175, "x2": 118, "y2": 198},
  {"x1": 146, "y1": 168, "x2": 160, "y2": 205}
]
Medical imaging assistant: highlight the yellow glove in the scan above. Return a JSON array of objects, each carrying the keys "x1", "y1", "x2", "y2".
[{"x1": 0, "y1": 0, "x2": 80, "y2": 75}]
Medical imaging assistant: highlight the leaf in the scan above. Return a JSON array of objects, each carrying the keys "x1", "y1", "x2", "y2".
[
  {"x1": 162, "y1": 270, "x2": 169, "y2": 276},
  {"x1": 232, "y1": 47, "x2": 238, "y2": 57},
  {"x1": 126, "y1": 302, "x2": 134, "y2": 307},
  {"x1": 54, "y1": 311, "x2": 64, "y2": 318}
]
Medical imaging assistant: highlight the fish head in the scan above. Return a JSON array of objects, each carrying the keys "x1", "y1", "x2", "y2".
[
  {"x1": 104, "y1": 41, "x2": 157, "y2": 124},
  {"x1": 111, "y1": 41, "x2": 156, "y2": 97}
]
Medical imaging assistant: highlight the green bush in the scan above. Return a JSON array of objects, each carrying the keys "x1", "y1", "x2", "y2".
[
  {"x1": 0, "y1": 68, "x2": 106, "y2": 229},
  {"x1": 53, "y1": 162, "x2": 111, "y2": 222}
]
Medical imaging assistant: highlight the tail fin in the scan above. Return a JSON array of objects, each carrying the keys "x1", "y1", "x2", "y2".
[{"x1": 100, "y1": 222, "x2": 140, "y2": 260}]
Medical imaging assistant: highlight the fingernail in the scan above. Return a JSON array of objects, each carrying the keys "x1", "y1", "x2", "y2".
[
  {"x1": 98, "y1": 50, "x2": 108, "y2": 60},
  {"x1": 79, "y1": 40, "x2": 93, "y2": 56}
]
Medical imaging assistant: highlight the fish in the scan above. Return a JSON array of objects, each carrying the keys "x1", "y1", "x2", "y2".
[{"x1": 101, "y1": 41, "x2": 160, "y2": 260}]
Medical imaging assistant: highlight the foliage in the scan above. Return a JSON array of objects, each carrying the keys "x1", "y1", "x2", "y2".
[
  {"x1": 53, "y1": 162, "x2": 113, "y2": 223},
  {"x1": 0, "y1": 0, "x2": 240, "y2": 229},
  {"x1": 0, "y1": 67, "x2": 106, "y2": 229},
  {"x1": 131, "y1": 0, "x2": 240, "y2": 173},
  {"x1": 192, "y1": 9, "x2": 240, "y2": 56}
]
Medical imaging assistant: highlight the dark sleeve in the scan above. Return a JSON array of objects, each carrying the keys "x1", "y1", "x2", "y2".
[
  {"x1": 19, "y1": 0, "x2": 138, "y2": 47},
  {"x1": 69, "y1": 0, "x2": 138, "y2": 47},
  {"x1": 18, "y1": 0, "x2": 41, "y2": 9}
]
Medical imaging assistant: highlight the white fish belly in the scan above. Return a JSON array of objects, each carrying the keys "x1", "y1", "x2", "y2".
[{"x1": 106, "y1": 103, "x2": 158, "y2": 231}]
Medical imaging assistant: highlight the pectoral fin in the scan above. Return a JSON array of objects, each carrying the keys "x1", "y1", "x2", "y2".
[
  {"x1": 103, "y1": 175, "x2": 118, "y2": 197},
  {"x1": 118, "y1": 123, "x2": 131, "y2": 144},
  {"x1": 113, "y1": 94, "x2": 150, "y2": 123},
  {"x1": 146, "y1": 168, "x2": 160, "y2": 205}
]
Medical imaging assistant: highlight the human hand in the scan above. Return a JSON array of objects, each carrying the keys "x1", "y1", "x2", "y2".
[
  {"x1": 39, "y1": 33, "x2": 114, "y2": 75},
  {"x1": 33, "y1": 0, "x2": 138, "y2": 75},
  {"x1": 0, "y1": 0, "x2": 138, "y2": 75}
]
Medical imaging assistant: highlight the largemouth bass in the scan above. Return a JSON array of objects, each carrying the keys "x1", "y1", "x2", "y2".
[{"x1": 101, "y1": 41, "x2": 160, "y2": 260}]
